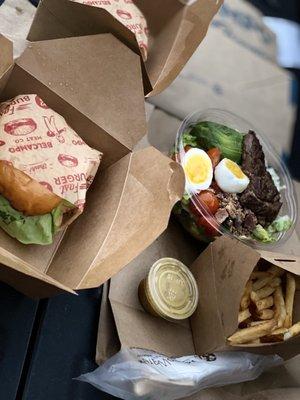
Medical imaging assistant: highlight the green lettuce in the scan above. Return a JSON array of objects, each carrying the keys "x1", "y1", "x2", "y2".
[
  {"x1": 182, "y1": 131, "x2": 198, "y2": 148},
  {"x1": 252, "y1": 216, "x2": 293, "y2": 243},
  {"x1": 190, "y1": 121, "x2": 244, "y2": 163},
  {"x1": 0, "y1": 195, "x2": 65, "y2": 245},
  {"x1": 252, "y1": 224, "x2": 273, "y2": 243},
  {"x1": 268, "y1": 216, "x2": 293, "y2": 233}
]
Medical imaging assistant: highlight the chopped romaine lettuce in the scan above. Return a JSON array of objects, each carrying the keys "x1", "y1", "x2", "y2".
[
  {"x1": 252, "y1": 224, "x2": 273, "y2": 243},
  {"x1": 181, "y1": 192, "x2": 190, "y2": 207},
  {"x1": 268, "y1": 215, "x2": 292, "y2": 233},
  {"x1": 182, "y1": 131, "x2": 198, "y2": 148},
  {"x1": 253, "y1": 216, "x2": 293, "y2": 243}
]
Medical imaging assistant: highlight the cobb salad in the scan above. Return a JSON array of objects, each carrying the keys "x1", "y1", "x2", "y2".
[{"x1": 172, "y1": 117, "x2": 295, "y2": 245}]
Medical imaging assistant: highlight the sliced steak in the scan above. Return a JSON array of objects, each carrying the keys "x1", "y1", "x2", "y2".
[{"x1": 239, "y1": 131, "x2": 282, "y2": 224}]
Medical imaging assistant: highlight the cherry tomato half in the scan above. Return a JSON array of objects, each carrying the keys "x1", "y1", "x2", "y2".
[
  {"x1": 197, "y1": 216, "x2": 220, "y2": 237},
  {"x1": 207, "y1": 147, "x2": 221, "y2": 168},
  {"x1": 189, "y1": 190, "x2": 220, "y2": 216}
]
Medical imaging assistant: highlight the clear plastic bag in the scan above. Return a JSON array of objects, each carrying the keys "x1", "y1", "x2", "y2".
[{"x1": 77, "y1": 348, "x2": 282, "y2": 400}]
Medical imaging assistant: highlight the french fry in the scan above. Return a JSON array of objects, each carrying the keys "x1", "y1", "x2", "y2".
[
  {"x1": 250, "y1": 271, "x2": 271, "y2": 280},
  {"x1": 255, "y1": 296, "x2": 274, "y2": 311},
  {"x1": 284, "y1": 273, "x2": 296, "y2": 328},
  {"x1": 227, "y1": 320, "x2": 276, "y2": 345},
  {"x1": 240, "y1": 281, "x2": 252, "y2": 310},
  {"x1": 252, "y1": 275, "x2": 273, "y2": 291},
  {"x1": 256, "y1": 309, "x2": 274, "y2": 320},
  {"x1": 251, "y1": 285, "x2": 275, "y2": 302},
  {"x1": 238, "y1": 309, "x2": 251, "y2": 324},
  {"x1": 274, "y1": 286, "x2": 286, "y2": 328},
  {"x1": 267, "y1": 265, "x2": 285, "y2": 277},
  {"x1": 235, "y1": 265, "x2": 298, "y2": 345},
  {"x1": 269, "y1": 276, "x2": 281, "y2": 288},
  {"x1": 284, "y1": 322, "x2": 300, "y2": 341},
  {"x1": 260, "y1": 328, "x2": 288, "y2": 343}
]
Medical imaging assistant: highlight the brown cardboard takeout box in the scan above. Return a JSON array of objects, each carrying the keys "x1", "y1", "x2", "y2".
[
  {"x1": 96, "y1": 231, "x2": 300, "y2": 364},
  {"x1": 191, "y1": 236, "x2": 300, "y2": 359},
  {"x1": 27, "y1": 0, "x2": 223, "y2": 96},
  {"x1": 0, "y1": 34, "x2": 185, "y2": 297}
]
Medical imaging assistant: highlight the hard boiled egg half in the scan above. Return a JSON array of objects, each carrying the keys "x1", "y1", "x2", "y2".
[
  {"x1": 182, "y1": 148, "x2": 213, "y2": 193},
  {"x1": 215, "y1": 158, "x2": 249, "y2": 193}
]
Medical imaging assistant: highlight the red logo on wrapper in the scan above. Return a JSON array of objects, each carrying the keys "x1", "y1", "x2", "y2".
[
  {"x1": 72, "y1": 0, "x2": 149, "y2": 61},
  {"x1": 58, "y1": 154, "x2": 79, "y2": 168},
  {"x1": 4, "y1": 118, "x2": 37, "y2": 136},
  {"x1": 117, "y1": 9, "x2": 132, "y2": 19},
  {"x1": 35, "y1": 96, "x2": 49, "y2": 109},
  {"x1": 39, "y1": 181, "x2": 54, "y2": 192},
  {"x1": 44, "y1": 116, "x2": 66, "y2": 143},
  {"x1": 74, "y1": 199, "x2": 85, "y2": 211}
]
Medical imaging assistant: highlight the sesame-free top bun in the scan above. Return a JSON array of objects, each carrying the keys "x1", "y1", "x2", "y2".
[{"x1": 0, "y1": 161, "x2": 62, "y2": 216}]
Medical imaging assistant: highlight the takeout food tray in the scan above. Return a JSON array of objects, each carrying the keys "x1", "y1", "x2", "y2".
[
  {"x1": 27, "y1": 0, "x2": 223, "y2": 96},
  {"x1": 0, "y1": 0, "x2": 221, "y2": 298},
  {"x1": 97, "y1": 230, "x2": 300, "y2": 364},
  {"x1": 0, "y1": 34, "x2": 184, "y2": 297}
]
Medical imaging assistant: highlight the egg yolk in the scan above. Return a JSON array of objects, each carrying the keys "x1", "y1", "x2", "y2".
[
  {"x1": 185, "y1": 155, "x2": 211, "y2": 184},
  {"x1": 225, "y1": 159, "x2": 246, "y2": 179}
]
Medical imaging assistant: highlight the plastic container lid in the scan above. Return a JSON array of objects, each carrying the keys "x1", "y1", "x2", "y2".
[
  {"x1": 141, "y1": 258, "x2": 199, "y2": 321},
  {"x1": 175, "y1": 109, "x2": 298, "y2": 249}
]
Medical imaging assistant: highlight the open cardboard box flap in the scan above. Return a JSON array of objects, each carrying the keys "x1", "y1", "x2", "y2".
[
  {"x1": 97, "y1": 231, "x2": 300, "y2": 363},
  {"x1": 0, "y1": 34, "x2": 184, "y2": 297},
  {"x1": 27, "y1": 0, "x2": 223, "y2": 95},
  {"x1": 0, "y1": 35, "x2": 13, "y2": 76}
]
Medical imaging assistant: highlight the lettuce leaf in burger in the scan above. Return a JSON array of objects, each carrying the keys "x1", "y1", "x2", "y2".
[{"x1": 0, "y1": 161, "x2": 74, "y2": 245}]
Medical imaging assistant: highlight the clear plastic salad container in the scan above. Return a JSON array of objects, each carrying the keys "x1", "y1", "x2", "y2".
[{"x1": 172, "y1": 109, "x2": 297, "y2": 249}]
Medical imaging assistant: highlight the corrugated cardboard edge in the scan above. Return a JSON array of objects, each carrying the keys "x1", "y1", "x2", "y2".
[
  {"x1": 0, "y1": 35, "x2": 13, "y2": 76},
  {"x1": 148, "y1": 0, "x2": 224, "y2": 96},
  {"x1": 77, "y1": 146, "x2": 185, "y2": 289}
]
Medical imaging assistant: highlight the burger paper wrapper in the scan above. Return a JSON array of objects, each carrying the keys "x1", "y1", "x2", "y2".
[
  {"x1": 71, "y1": 0, "x2": 149, "y2": 61},
  {"x1": 0, "y1": 94, "x2": 102, "y2": 220}
]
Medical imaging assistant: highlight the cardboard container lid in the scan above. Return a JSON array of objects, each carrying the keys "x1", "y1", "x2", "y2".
[
  {"x1": 27, "y1": 0, "x2": 223, "y2": 95},
  {"x1": 13, "y1": 33, "x2": 147, "y2": 154}
]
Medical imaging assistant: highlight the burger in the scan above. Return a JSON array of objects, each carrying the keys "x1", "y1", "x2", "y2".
[{"x1": 0, "y1": 94, "x2": 102, "y2": 245}]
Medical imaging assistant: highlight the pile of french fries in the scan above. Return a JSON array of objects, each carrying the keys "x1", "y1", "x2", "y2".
[{"x1": 228, "y1": 264, "x2": 300, "y2": 345}]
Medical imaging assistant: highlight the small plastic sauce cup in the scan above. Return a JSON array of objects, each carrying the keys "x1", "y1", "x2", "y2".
[
  {"x1": 174, "y1": 109, "x2": 297, "y2": 249},
  {"x1": 138, "y1": 258, "x2": 199, "y2": 321}
]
